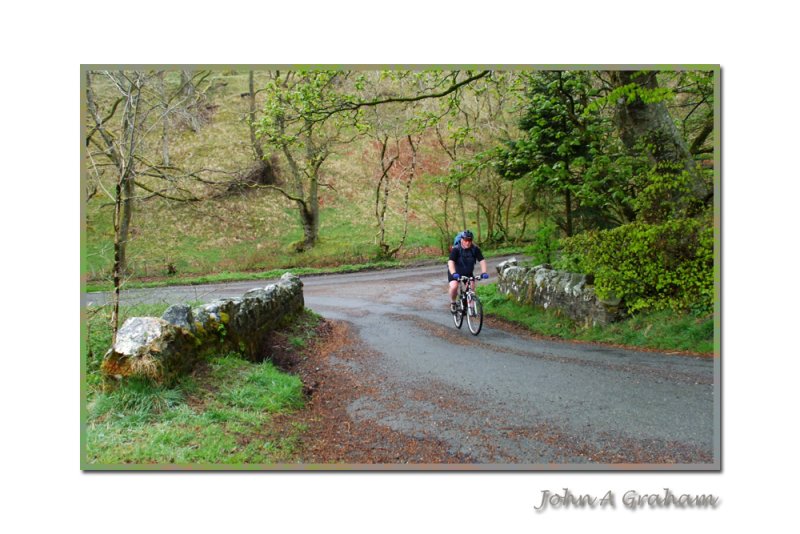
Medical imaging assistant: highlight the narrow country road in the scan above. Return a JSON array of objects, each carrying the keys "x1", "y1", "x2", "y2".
[{"x1": 85, "y1": 257, "x2": 719, "y2": 468}]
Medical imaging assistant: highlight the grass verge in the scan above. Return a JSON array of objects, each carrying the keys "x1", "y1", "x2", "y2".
[
  {"x1": 84, "y1": 304, "x2": 322, "y2": 466},
  {"x1": 477, "y1": 283, "x2": 714, "y2": 355}
]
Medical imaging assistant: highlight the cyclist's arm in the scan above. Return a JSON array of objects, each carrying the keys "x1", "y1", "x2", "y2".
[
  {"x1": 479, "y1": 259, "x2": 488, "y2": 276},
  {"x1": 448, "y1": 259, "x2": 457, "y2": 276}
]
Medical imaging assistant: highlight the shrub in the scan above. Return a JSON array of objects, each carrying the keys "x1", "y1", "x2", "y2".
[
  {"x1": 563, "y1": 216, "x2": 714, "y2": 314},
  {"x1": 525, "y1": 222, "x2": 559, "y2": 265}
]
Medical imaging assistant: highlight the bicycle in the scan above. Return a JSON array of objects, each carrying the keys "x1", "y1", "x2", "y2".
[{"x1": 452, "y1": 275, "x2": 484, "y2": 335}]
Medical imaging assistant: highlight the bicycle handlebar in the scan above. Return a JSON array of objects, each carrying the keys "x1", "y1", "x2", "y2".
[{"x1": 456, "y1": 274, "x2": 488, "y2": 282}]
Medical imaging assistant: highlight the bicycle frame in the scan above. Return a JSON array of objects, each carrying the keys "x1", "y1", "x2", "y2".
[
  {"x1": 453, "y1": 276, "x2": 483, "y2": 335},
  {"x1": 458, "y1": 276, "x2": 478, "y2": 301}
]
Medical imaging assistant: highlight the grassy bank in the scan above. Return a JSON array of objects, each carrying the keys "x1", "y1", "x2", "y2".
[
  {"x1": 477, "y1": 283, "x2": 715, "y2": 355},
  {"x1": 83, "y1": 303, "x2": 321, "y2": 466}
]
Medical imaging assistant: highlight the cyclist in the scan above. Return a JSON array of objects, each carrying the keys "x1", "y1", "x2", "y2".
[{"x1": 448, "y1": 230, "x2": 489, "y2": 313}]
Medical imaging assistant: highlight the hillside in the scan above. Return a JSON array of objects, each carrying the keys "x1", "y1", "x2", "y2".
[{"x1": 84, "y1": 70, "x2": 532, "y2": 282}]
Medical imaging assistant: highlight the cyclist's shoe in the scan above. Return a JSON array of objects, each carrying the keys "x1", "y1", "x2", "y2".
[{"x1": 450, "y1": 302, "x2": 458, "y2": 314}]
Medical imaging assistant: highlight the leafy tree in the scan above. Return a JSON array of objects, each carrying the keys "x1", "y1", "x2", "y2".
[
  {"x1": 257, "y1": 70, "x2": 364, "y2": 250},
  {"x1": 492, "y1": 71, "x2": 635, "y2": 236},
  {"x1": 255, "y1": 69, "x2": 496, "y2": 252}
]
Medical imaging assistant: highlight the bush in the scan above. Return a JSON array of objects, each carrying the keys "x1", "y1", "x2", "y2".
[
  {"x1": 525, "y1": 222, "x2": 559, "y2": 265},
  {"x1": 563, "y1": 216, "x2": 714, "y2": 314}
]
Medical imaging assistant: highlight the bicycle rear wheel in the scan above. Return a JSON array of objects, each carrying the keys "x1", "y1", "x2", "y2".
[
  {"x1": 466, "y1": 295, "x2": 483, "y2": 335},
  {"x1": 453, "y1": 298, "x2": 464, "y2": 329}
]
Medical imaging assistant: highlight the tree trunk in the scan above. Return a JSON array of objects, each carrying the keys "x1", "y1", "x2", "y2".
[
  {"x1": 110, "y1": 172, "x2": 124, "y2": 345},
  {"x1": 116, "y1": 73, "x2": 142, "y2": 275},
  {"x1": 475, "y1": 201, "x2": 481, "y2": 242},
  {"x1": 565, "y1": 189, "x2": 573, "y2": 237},
  {"x1": 505, "y1": 182, "x2": 513, "y2": 238},
  {"x1": 609, "y1": 70, "x2": 709, "y2": 203},
  {"x1": 375, "y1": 136, "x2": 394, "y2": 256},
  {"x1": 300, "y1": 201, "x2": 319, "y2": 250},
  {"x1": 180, "y1": 70, "x2": 201, "y2": 131},
  {"x1": 387, "y1": 135, "x2": 419, "y2": 258},
  {"x1": 181, "y1": 70, "x2": 195, "y2": 97},
  {"x1": 248, "y1": 71, "x2": 265, "y2": 162},
  {"x1": 457, "y1": 183, "x2": 467, "y2": 230},
  {"x1": 443, "y1": 185, "x2": 452, "y2": 252},
  {"x1": 118, "y1": 172, "x2": 134, "y2": 271},
  {"x1": 158, "y1": 71, "x2": 170, "y2": 166},
  {"x1": 302, "y1": 162, "x2": 321, "y2": 249}
]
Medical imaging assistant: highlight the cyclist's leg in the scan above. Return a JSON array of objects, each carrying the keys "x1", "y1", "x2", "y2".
[
  {"x1": 448, "y1": 272, "x2": 459, "y2": 311},
  {"x1": 449, "y1": 281, "x2": 459, "y2": 311}
]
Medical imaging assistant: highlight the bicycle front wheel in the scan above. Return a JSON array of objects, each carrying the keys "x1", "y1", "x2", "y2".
[{"x1": 467, "y1": 295, "x2": 483, "y2": 335}]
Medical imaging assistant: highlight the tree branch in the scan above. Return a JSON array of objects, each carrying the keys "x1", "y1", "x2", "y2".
[
  {"x1": 313, "y1": 70, "x2": 492, "y2": 121},
  {"x1": 132, "y1": 180, "x2": 203, "y2": 201}
]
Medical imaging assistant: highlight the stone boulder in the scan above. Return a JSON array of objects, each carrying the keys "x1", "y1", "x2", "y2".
[{"x1": 101, "y1": 317, "x2": 200, "y2": 383}]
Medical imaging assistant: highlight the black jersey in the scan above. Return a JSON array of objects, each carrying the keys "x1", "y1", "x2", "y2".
[{"x1": 449, "y1": 244, "x2": 484, "y2": 277}]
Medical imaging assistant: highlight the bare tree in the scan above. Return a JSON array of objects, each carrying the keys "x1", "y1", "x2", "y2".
[
  {"x1": 372, "y1": 134, "x2": 419, "y2": 258},
  {"x1": 85, "y1": 69, "x2": 222, "y2": 337},
  {"x1": 85, "y1": 71, "x2": 144, "y2": 339}
]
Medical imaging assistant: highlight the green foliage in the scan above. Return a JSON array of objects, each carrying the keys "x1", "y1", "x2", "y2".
[
  {"x1": 563, "y1": 216, "x2": 714, "y2": 314},
  {"x1": 631, "y1": 166, "x2": 700, "y2": 222},
  {"x1": 258, "y1": 70, "x2": 361, "y2": 148},
  {"x1": 526, "y1": 222, "x2": 559, "y2": 265},
  {"x1": 83, "y1": 70, "x2": 539, "y2": 283},
  {"x1": 492, "y1": 71, "x2": 637, "y2": 233},
  {"x1": 587, "y1": 76, "x2": 673, "y2": 113}
]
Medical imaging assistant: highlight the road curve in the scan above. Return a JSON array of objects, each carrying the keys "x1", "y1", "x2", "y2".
[{"x1": 85, "y1": 257, "x2": 719, "y2": 468}]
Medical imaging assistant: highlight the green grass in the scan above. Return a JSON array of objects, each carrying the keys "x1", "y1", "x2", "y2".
[
  {"x1": 477, "y1": 283, "x2": 714, "y2": 355},
  {"x1": 84, "y1": 304, "x2": 321, "y2": 466}
]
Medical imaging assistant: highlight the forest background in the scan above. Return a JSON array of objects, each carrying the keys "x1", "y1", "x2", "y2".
[{"x1": 84, "y1": 67, "x2": 717, "y2": 338}]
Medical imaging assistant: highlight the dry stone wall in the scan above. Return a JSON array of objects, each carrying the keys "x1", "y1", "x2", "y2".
[
  {"x1": 496, "y1": 259, "x2": 625, "y2": 327},
  {"x1": 101, "y1": 273, "x2": 305, "y2": 384}
]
